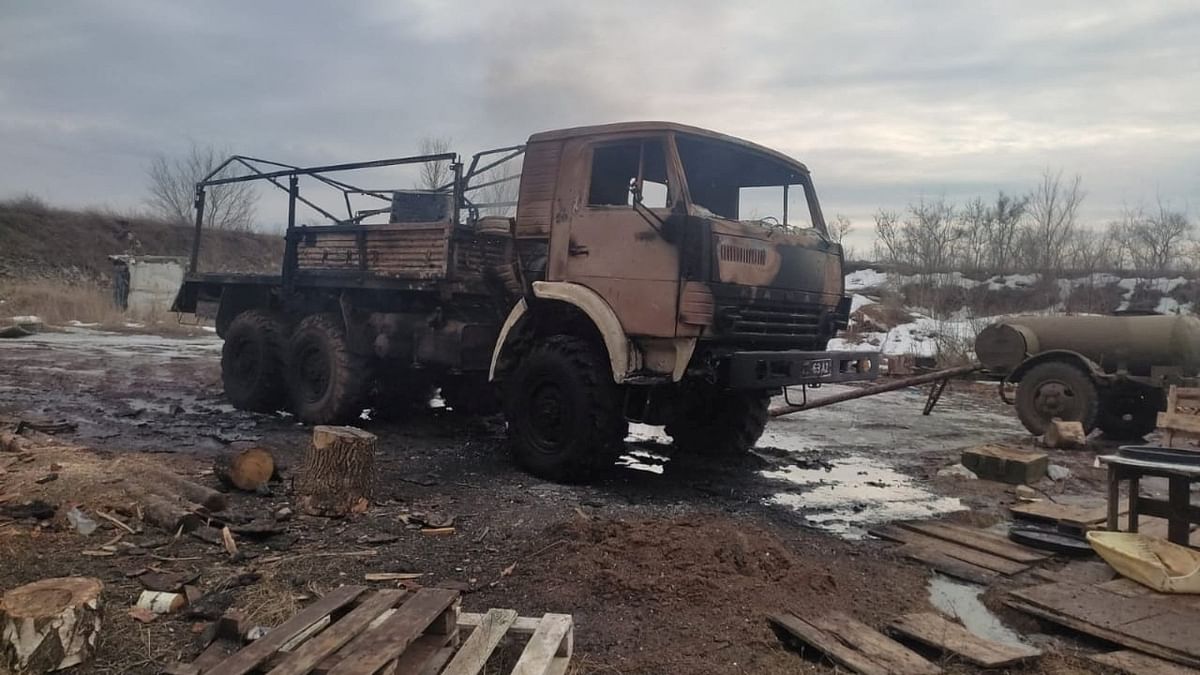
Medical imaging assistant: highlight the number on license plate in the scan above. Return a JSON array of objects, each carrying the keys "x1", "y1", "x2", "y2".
[{"x1": 802, "y1": 359, "x2": 832, "y2": 377}]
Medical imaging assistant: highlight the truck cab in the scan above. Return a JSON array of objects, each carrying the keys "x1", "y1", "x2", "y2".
[{"x1": 173, "y1": 122, "x2": 877, "y2": 482}]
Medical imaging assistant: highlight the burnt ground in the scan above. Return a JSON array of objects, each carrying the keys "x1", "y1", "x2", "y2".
[{"x1": 0, "y1": 328, "x2": 1124, "y2": 674}]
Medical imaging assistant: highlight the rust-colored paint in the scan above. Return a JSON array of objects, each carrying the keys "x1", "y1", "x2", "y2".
[
  {"x1": 515, "y1": 141, "x2": 562, "y2": 239},
  {"x1": 678, "y1": 281, "x2": 714, "y2": 326}
]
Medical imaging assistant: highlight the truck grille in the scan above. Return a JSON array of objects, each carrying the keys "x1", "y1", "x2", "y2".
[{"x1": 718, "y1": 302, "x2": 828, "y2": 342}]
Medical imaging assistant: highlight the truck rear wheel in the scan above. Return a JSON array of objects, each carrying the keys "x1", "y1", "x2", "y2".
[
  {"x1": 1097, "y1": 386, "x2": 1164, "y2": 441},
  {"x1": 221, "y1": 310, "x2": 287, "y2": 413},
  {"x1": 287, "y1": 313, "x2": 369, "y2": 424},
  {"x1": 666, "y1": 388, "x2": 770, "y2": 456},
  {"x1": 1015, "y1": 361, "x2": 1099, "y2": 436},
  {"x1": 504, "y1": 335, "x2": 624, "y2": 482}
]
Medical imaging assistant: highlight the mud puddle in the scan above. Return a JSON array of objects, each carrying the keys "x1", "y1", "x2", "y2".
[{"x1": 928, "y1": 576, "x2": 1027, "y2": 647}]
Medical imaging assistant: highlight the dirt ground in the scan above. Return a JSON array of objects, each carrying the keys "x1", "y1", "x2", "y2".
[{"x1": 0, "y1": 328, "x2": 1130, "y2": 674}]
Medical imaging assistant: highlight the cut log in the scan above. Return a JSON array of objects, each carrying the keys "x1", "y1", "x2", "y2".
[
  {"x1": 119, "y1": 461, "x2": 228, "y2": 512},
  {"x1": 294, "y1": 426, "x2": 375, "y2": 517},
  {"x1": 214, "y1": 447, "x2": 276, "y2": 492},
  {"x1": 140, "y1": 494, "x2": 203, "y2": 533},
  {"x1": 0, "y1": 577, "x2": 103, "y2": 673}
]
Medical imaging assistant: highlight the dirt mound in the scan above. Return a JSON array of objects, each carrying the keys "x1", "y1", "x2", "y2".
[{"x1": 496, "y1": 514, "x2": 928, "y2": 674}]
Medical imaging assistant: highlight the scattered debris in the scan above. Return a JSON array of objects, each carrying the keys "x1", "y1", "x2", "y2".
[
  {"x1": 421, "y1": 527, "x2": 456, "y2": 537},
  {"x1": 1014, "y1": 485, "x2": 1039, "y2": 501},
  {"x1": 138, "y1": 570, "x2": 200, "y2": 593},
  {"x1": 274, "y1": 506, "x2": 293, "y2": 522},
  {"x1": 213, "y1": 445, "x2": 276, "y2": 492},
  {"x1": 1046, "y1": 464, "x2": 1072, "y2": 481},
  {"x1": 34, "y1": 472, "x2": 58, "y2": 484},
  {"x1": 295, "y1": 426, "x2": 375, "y2": 517},
  {"x1": 935, "y1": 464, "x2": 977, "y2": 480},
  {"x1": 0, "y1": 500, "x2": 54, "y2": 521},
  {"x1": 1043, "y1": 419, "x2": 1086, "y2": 449},
  {"x1": 890, "y1": 612, "x2": 1040, "y2": 668},
  {"x1": 66, "y1": 506, "x2": 98, "y2": 535},
  {"x1": 137, "y1": 590, "x2": 186, "y2": 614},
  {"x1": 364, "y1": 572, "x2": 425, "y2": 582},
  {"x1": 0, "y1": 577, "x2": 103, "y2": 673},
  {"x1": 961, "y1": 444, "x2": 1048, "y2": 484},
  {"x1": 140, "y1": 494, "x2": 203, "y2": 533},
  {"x1": 221, "y1": 526, "x2": 239, "y2": 557},
  {"x1": 770, "y1": 610, "x2": 941, "y2": 675},
  {"x1": 128, "y1": 606, "x2": 158, "y2": 624},
  {"x1": 119, "y1": 460, "x2": 229, "y2": 512}
]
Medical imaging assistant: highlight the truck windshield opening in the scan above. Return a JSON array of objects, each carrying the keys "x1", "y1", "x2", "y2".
[{"x1": 676, "y1": 135, "x2": 821, "y2": 233}]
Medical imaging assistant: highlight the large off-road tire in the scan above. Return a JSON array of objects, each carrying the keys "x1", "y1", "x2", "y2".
[
  {"x1": 504, "y1": 335, "x2": 625, "y2": 482},
  {"x1": 1097, "y1": 385, "x2": 1164, "y2": 441},
  {"x1": 286, "y1": 313, "x2": 369, "y2": 424},
  {"x1": 221, "y1": 310, "x2": 288, "y2": 413},
  {"x1": 442, "y1": 376, "x2": 501, "y2": 416},
  {"x1": 666, "y1": 388, "x2": 770, "y2": 456},
  {"x1": 1015, "y1": 361, "x2": 1099, "y2": 436}
]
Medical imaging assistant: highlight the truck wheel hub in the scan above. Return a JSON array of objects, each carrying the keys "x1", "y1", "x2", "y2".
[
  {"x1": 528, "y1": 383, "x2": 567, "y2": 448},
  {"x1": 1034, "y1": 381, "x2": 1075, "y2": 417}
]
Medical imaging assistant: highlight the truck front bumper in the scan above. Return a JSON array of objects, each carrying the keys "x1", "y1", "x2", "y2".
[{"x1": 726, "y1": 350, "x2": 880, "y2": 389}]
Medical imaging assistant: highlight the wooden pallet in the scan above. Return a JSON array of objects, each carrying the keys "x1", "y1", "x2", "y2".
[
  {"x1": 164, "y1": 586, "x2": 573, "y2": 675},
  {"x1": 1160, "y1": 386, "x2": 1200, "y2": 449}
]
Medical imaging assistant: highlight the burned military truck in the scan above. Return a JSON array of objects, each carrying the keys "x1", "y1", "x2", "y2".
[
  {"x1": 173, "y1": 122, "x2": 878, "y2": 481},
  {"x1": 976, "y1": 314, "x2": 1200, "y2": 440}
]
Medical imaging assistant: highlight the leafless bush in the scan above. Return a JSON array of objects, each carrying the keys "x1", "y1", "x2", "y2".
[
  {"x1": 1022, "y1": 169, "x2": 1084, "y2": 275},
  {"x1": 146, "y1": 143, "x2": 257, "y2": 231},
  {"x1": 1110, "y1": 199, "x2": 1193, "y2": 272}
]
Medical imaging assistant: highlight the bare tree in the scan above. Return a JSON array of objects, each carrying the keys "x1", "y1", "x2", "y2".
[
  {"x1": 1025, "y1": 169, "x2": 1084, "y2": 274},
  {"x1": 146, "y1": 144, "x2": 257, "y2": 231},
  {"x1": 417, "y1": 136, "x2": 453, "y2": 191},
  {"x1": 1122, "y1": 199, "x2": 1192, "y2": 272},
  {"x1": 828, "y1": 214, "x2": 856, "y2": 260},
  {"x1": 873, "y1": 209, "x2": 904, "y2": 265}
]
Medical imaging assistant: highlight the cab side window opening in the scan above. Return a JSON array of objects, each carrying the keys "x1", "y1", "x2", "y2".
[{"x1": 587, "y1": 139, "x2": 669, "y2": 209}]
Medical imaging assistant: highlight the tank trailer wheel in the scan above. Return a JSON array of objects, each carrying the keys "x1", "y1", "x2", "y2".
[
  {"x1": 666, "y1": 388, "x2": 770, "y2": 456},
  {"x1": 286, "y1": 313, "x2": 369, "y2": 424},
  {"x1": 1097, "y1": 386, "x2": 1164, "y2": 441},
  {"x1": 1015, "y1": 361, "x2": 1099, "y2": 436},
  {"x1": 503, "y1": 335, "x2": 625, "y2": 482},
  {"x1": 221, "y1": 310, "x2": 288, "y2": 413}
]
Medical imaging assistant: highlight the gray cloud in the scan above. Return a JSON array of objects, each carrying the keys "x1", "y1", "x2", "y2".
[{"x1": 1, "y1": 0, "x2": 1197, "y2": 238}]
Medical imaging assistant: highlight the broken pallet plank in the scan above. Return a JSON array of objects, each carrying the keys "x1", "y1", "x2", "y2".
[
  {"x1": 441, "y1": 608, "x2": 519, "y2": 675},
  {"x1": 210, "y1": 585, "x2": 367, "y2": 675},
  {"x1": 770, "y1": 611, "x2": 941, "y2": 675},
  {"x1": 890, "y1": 612, "x2": 1040, "y2": 668},
  {"x1": 896, "y1": 545, "x2": 999, "y2": 585},
  {"x1": 267, "y1": 589, "x2": 406, "y2": 675},
  {"x1": 1010, "y1": 500, "x2": 1125, "y2": 528},
  {"x1": 873, "y1": 525, "x2": 1028, "y2": 575},
  {"x1": 511, "y1": 613, "x2": 573, "y2": 675},
  {"x1": 388, "y1": 632, "x2": 457, "y2": 674},
  {"x1": 896, "y1": 521, "x2": 1048, "y2": 563},
  {"x1": 1008, "y1": 583, "x2": 1200, "y2": 668},
  {"x1": 1089, "y1": 650, "x2": 1200, "y2": 675},
  {"x1": 326, "y1": 588, "x2": 459, "y2": 675}
]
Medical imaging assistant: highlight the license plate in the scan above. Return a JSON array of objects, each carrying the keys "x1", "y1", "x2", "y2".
[{"x1": 801, "y1": 358, "x2": 833, "y2": 378}]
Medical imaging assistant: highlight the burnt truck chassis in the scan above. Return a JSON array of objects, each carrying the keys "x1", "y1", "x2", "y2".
[{"x1": 174, "y1": 127, "x2": 878, "y2": 481}]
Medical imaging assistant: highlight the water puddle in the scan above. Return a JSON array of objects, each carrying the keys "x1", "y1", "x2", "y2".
[
  {"x1": 763, "y1": 455, "x2": 962, "y2": 538},
  {"x1": 927, "y1": 576, "x2": 1027, "y2": 647}
]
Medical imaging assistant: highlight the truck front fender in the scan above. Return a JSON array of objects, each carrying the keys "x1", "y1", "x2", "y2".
[
  {"x1": 488, "y1": 298, "x2": 528, "y2": 382},
  {"x1": 530, "y1": 281, "x2": 632, "y2": 382}
]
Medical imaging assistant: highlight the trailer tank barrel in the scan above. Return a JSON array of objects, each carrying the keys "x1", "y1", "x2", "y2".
[{"x1": 975, "y1": 314, "x2": 1200, "y2": 377}]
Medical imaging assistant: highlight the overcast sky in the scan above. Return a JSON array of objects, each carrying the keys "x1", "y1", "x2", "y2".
[{"x1": 2, "y1": 1, "x2": 1198, "y2": 249}]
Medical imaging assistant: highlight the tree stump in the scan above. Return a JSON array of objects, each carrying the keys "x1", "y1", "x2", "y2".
[
  {"x1": 0, "y1": 577, "x2": 103, "y2": 673},
  {"x1": 294, "y1": 426, "x2": 376, "y2": 517},
  {"x1": 213, "y1": 446, "x2": 275, "y2": 492}
]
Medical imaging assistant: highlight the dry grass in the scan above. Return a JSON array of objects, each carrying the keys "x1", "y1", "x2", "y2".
[{"x1": 0, "y1": 279, "x2": 126, "y2": 326}]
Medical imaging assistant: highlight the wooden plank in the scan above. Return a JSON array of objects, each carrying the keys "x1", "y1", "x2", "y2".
[
  {"x1": 1159, "y1": 412, "x2": 1200, "y2": 436},
  {"x1": 896, "y1": 545, "x2": 999, "y2": 585},
  {"x1": 769, "y1": 612, "x2": 889, "y2": 675},
  {"x1": 511, "y1": 613, "x2": 573, "y2": 675},
  {"x1": 459, "y1": 612, "x2": 541, "y2": 635},
  {"x1": 1008, "y1": 583, "x2": 1200, "y2": 667},
  {"x1": 387, "y1": 632, "x2": 457, "y2": 675},
  {"x1": 267, "y1": 589, "x2": 405, "y2": 675},
  {"x1": 872, "y1": 525, "x2": 1027, "y2": 575},
  {"x1": 895, "y1": 521, "x2": 1047, "y2": 563},
  {"x1": 326, "y1": 588, "x2": 459, "y2": 675},
  {"x1": 890, "y1": 612, "x2": 1040, "y2": 668},
  {"x1": 441, "y1": 608, "x2": 519, "y2": 675},
  {"x1": 210, "y1": 586, "x2": 367, "y2": 675},
  {"x1": 1097, "y1": 578, "x2": 1200, "y2": 611},
  {"x1": 814, "y1": 612, "x2": 940, "y2": 675},
  {"x1": 1089, "y1": 650, "x2": 1200, "y2": 675},
  {"x1": 1010, "y1": 499, "x2": 1126, "y2": 527}
]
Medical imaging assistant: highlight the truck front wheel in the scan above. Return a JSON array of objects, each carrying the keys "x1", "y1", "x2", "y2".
[
  {"x1": 221, "y1": 310, "x2": 287, "y2": 413},
  {"x1": 504, "y1": 336, "x2": 624, "y2": 482},
  {"x1": 1015, "y1": 361, "x2": 1099, "y2": 436},
  {"x1": 287, "y1": 314, "x2": 369, "y2": 424},
  {"x1": 666, "y1": 388, "x2": 770, "y2": 456}
]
